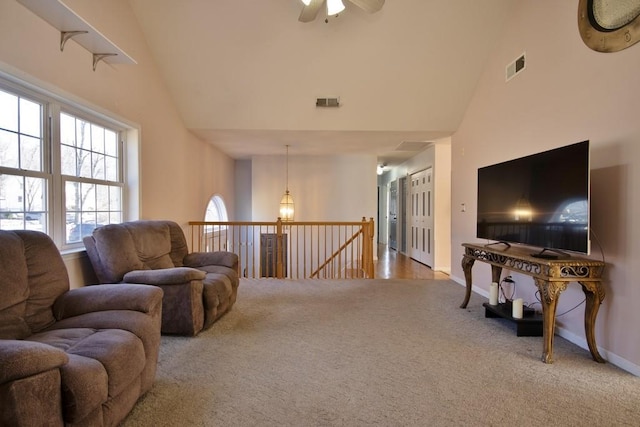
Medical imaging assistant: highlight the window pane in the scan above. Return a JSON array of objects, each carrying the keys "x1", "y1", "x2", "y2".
[
  {"x1": 0, "y1": 90, "x2": 18, "y2": 132},
  {"x1": 105, "y1": 129, "x2": 117, "y2": 156},
  {"x1": 0, "y1": 174, "x2": 24, "y2": 211},
  {"x1": 61, "y1": 145, "x2": 76, "y2": 175},
  {"x1": 0, "y1": 129, "x2": 19, "y2": 168},
  {"x1": 105, "y1": 155, "x2": 117, "y2": 181},
  {"x1": 65, "y1": 181, "x2": 80, "y2": 211},
  {"x1": 91, "y1": 124, "x2": 104, "y2": 153},
  {"x1": 81, "y1": 212, "x2": 97, "y2": 225},
  {"x1": 78, "y1": 149, "x2": 92, "y2": 178},
  {"x1": 19, "y1": 98, "x2": 42, "y2": 138},
  {"x1": 67, "y1": 220, "x2": 98, "y2": 244},
  {"x1": 0, "y1": 174, "x2": 47, "y2": 232},
  {"x1": 205, "y1": 195, "x2": 228, "y2": 221},
  {"x1": 81, "y1": 182, "x2": 96, "y2": 211},
  {"x1": 110, "y1": 211, "x2": 121, "y2": 224},
  {"x1": 93, "y1": 153, "x2": 105, "y2": 180},
  {"x1": 20, "y1": 135, "x2": 42, "y2": 171},
  {"x1": 96, "y1": 184, "x2": 109, "y2": 210},
  {"x1": 62, "y1": 114, "x2": 120, "y2": 183},
  {"x1": 109, "y1": 185, "x2": 121, "y2": 209},
  {"x1": 76, "y1": 119, "x2": 91, "y2": 149},
  {"x1": 61, "y1": 113, "x2": 76, "y2": 146},
  {"x1": 24, "y1": 176, "x2": 45, "y2": 212}
]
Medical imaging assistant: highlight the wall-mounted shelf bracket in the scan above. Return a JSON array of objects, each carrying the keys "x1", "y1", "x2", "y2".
[
  {"x1": 17, "y1": 0, "x2": 136, "y2": 71},
  {"x1": 93, "y1": 53, "x2": 118, "y2": 71},
  {"x1": 60, "y1": 30, "x2": 88, "y2": 51}
]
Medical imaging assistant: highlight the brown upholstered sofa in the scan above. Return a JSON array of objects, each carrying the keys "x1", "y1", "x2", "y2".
[
  {"x1": 0, "y1": 230, "x2": 163, "y2": 426},
  {"x1": 83, "y1": 220, "x2": 239, "y2": 336}
]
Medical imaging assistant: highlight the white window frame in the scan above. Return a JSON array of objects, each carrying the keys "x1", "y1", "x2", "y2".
[
  {"x1": 0, "y1": 69, "x2": 140, "y2": 251},
  {"x1": 203, "y1": 194, "x2": 229, "y2": 251},
  {"x1": 205, "y1": 194, "x2": 229, "y2": 227}
]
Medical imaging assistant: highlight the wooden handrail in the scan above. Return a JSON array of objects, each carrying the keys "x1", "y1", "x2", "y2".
[{"x1": 188, "y1": 217, "x2": 375, "y2": 279}]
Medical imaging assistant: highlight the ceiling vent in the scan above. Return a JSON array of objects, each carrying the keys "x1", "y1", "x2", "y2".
[
  {"x1": 506, "y1": 52, "x2": 526, "y2": 82},
  {"x1": 395, "y1": 141, "x2": 430, "y2": 152},
  {"x1": 316, "y1": 97, "x2": 340, "y2": 107}
]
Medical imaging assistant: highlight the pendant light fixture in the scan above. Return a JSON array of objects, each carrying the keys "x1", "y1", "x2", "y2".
[{"x1": 279, "y1": 145, "x2": 295, "y2": 221}]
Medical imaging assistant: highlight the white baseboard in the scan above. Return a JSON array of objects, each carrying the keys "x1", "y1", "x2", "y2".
[
  {"x1": 434, "y1": 266, "x2": 451, "y2": 275},
  {"x1": 555, "y1": 326, "x2": 640, "y2": 376},
  {"x1": 449, "y1": 274, "x2": 640, "y2": 377}
]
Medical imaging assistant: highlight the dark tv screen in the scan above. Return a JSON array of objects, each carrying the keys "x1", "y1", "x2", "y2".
[{"x1": 476, "y1": 141, "x2": 590, "y2": 254}]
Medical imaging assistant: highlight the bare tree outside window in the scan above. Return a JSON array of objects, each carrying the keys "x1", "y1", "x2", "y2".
[{"x1": 61, "y1": 113, "x2": 122, "y2": 243}]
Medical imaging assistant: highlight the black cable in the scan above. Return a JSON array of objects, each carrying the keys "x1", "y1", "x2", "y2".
[
  {"x1": 556, "y1": 299, "x2": 586, "y2": 317},
  {"x1": 590, "y1": 228, "x2": 606, "y2": 264}
]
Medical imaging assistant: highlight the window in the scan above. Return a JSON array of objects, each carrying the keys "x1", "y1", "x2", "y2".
[
  {"x1": 0, "y1": 88, "x2": 47, "y2": 233},
  {"x1": 61, "y1": 112, "x2": 123, "y2": 244},
  {"x1": 204, "y1": 195, "x2": 228, "y2": 229},
  {"x1": 0, "y1": 76, "x2": 131, "y2": 249},
  {"x1": 203, "y1": 195, "x2": 228, "y2": 251}
]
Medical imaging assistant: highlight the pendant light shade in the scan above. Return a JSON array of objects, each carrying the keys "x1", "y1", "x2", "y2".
[
  {"x1": 280, "y1": 145, "x2": 295, "y2": 221},
  {"x1": 327, "y1": 0, "x2": 345, "y2": 16},
  {"x1": 280, "y1": 190, "x2": 295, "y2": 221},
  {"x1": 300, "y1": 0, "x2": 311, "y2": 5}
]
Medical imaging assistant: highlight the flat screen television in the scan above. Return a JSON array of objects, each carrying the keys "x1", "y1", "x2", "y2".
[{"x1": 476, "y1": 141, "x2": 590, "y2": 257}]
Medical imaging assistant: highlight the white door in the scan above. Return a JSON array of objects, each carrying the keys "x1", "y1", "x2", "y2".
[
  {"x1": 410, "y1": 168, "x2": 434, "y2": 267},
  {"x1": 378, "y1": 184, "x2": 388, "y2": 244}
]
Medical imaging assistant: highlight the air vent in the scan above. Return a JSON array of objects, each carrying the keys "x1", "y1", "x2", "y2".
[
  {"x1": 316, "y1": 97, "x2": 340, "y2": 107},
  {"x1": 506, "y1": 52, "x2": 526, "y2": 82},
  {"x1": 395, "y1": 141, "x2": 430, "y2": 152}
]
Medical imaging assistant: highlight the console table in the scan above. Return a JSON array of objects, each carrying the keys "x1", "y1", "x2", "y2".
[{"x1": 460, "y1": 243, "x2": 606, "y2": 364}]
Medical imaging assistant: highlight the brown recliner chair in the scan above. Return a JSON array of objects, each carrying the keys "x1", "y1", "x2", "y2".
[
  {"x1": 0, "y1": 230, "x2": 163, "y2": 426},
  {"x1": 83, "y1": 220, "x2": 239, "y2": 336}
]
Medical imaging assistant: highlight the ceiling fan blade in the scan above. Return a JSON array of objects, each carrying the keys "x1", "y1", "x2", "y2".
[
  {"x1": 299, "y1": 0, "x2": 325, "y2": 22},
  {"x1": 348, "y1": 0, "x2": 385, "y2": 14}
]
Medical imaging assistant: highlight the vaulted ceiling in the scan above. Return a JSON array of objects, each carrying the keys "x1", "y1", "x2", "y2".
[{"x1": 128, "y1": 0, "x2": 514, "y2": 164}]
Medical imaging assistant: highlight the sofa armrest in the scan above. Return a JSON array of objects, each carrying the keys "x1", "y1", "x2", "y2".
[
  {"x1": 184, "y1": 251, "x2": 239, "y2": 269},
  {"x1": 0, "y1": 340, "x2": 68, "y2": 384},
  {"x1": 123, "y1": 267, "x2": 206, "y2": 285},
  {"x1": 53, "y1": 284, "x2": 164, "y2": 320}
]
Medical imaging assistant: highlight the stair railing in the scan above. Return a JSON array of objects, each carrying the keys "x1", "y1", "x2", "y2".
[{"x1": 189, "y1": 217, "x2": 375, "y2": 279}]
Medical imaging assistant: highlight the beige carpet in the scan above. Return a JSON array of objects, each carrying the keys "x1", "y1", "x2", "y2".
[{"x1": 123, "y1": 278, "x2": 640, "y2": 426}]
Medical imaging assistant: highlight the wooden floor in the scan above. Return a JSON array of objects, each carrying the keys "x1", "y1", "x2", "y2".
[{"x1": 374, "y1": 244, "x2": 449, "y2": 280}]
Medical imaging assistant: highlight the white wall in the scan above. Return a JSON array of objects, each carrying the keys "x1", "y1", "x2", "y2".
[
  {"x1": 0, "y1": 0, "x2": 236, "y2": 286},
  {"x1": 452, "y1": 0, "x2": 640, "y2": 374},
  {"x1": 251, "y1": 154, "x2": 377, "y2": 225},
  {"x1": 234, "y1": 159, "x2": 253, "y2": 221}
]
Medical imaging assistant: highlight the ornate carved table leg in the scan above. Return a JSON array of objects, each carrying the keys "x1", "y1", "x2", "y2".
[
  {"x1": 534, "y1": 279, "x2": 567, "y2": 363},
  {"x1": 460, "y1": 255, "x2": 475, "y2": 308},
  {"x1": 579, "y1": 280, "x2": 606, "y2": 363}
]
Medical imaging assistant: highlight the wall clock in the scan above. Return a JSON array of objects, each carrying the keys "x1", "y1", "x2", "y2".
[{"x1": 578, "y1": 0, "x2": 640, "y2": 52}]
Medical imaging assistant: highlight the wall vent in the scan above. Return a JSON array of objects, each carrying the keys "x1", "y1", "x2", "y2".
[
  {"x1": 316, "y1": 97, "x2": 340, "y2": 107},
  {"x1": 506, "y1": 52, "x2": 526, "y2": 82},
  {"x1": 395, "y1": 141, "x2": 430, "y2": 151}
]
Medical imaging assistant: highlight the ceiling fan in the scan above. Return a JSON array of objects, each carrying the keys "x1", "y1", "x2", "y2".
[{"x1": 298, "y1": 0, "x2": 385, "y2": 23}]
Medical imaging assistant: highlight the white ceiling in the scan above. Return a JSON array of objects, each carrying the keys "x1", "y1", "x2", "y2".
[{"x1": 128, "y1": 0, "x2": 514, "y2": 164}]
